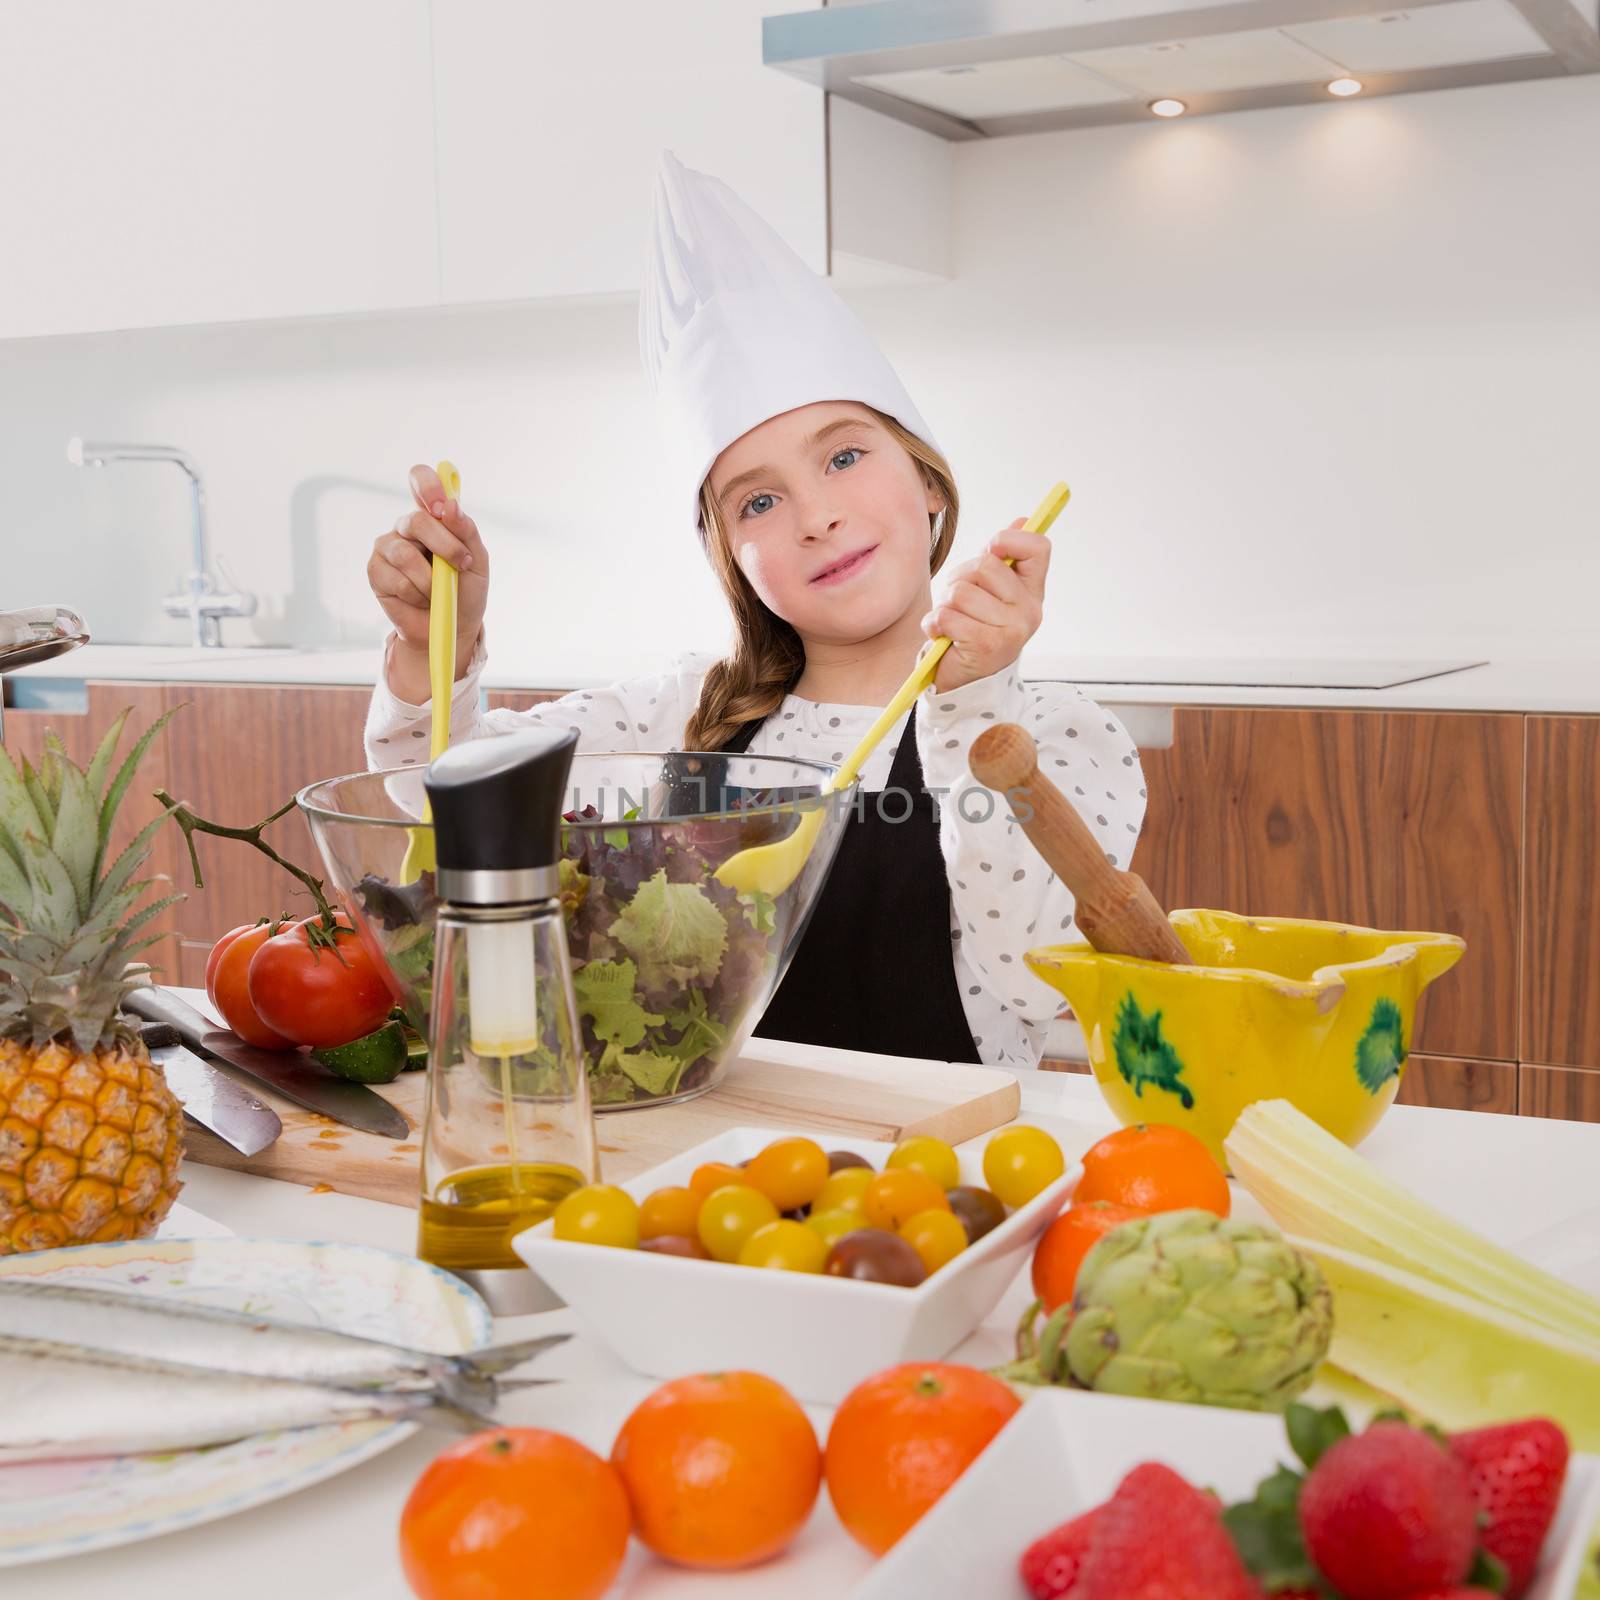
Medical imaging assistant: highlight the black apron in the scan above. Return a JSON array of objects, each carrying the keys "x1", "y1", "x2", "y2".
[{"x1": 722, "y1": 705, "x2": 981, "y2": 1063}]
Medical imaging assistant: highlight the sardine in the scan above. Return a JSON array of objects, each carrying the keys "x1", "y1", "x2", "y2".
[
  {"x1": 0, "y1": 1279, "x2": 564, "y2": 1412},
  {"x1": 0, "y1": 1332, "x2": 499, "y2": 1463}
]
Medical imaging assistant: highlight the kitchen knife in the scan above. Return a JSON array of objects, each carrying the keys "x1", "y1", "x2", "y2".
[
  {"x1": 149, "y1": 1040, "x2": 283, "y2": 1157},
  {"x1": 124, "y1": 987, "x2": 412, "y2": 1141}
]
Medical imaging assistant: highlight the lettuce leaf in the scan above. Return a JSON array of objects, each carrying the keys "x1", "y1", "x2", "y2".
[
  {"x1": 607, "y1": 869, "x2": 727, "y2": 991},
  {"x1": 572, "y1": 957, "x2": 663, "y2": 1048}
]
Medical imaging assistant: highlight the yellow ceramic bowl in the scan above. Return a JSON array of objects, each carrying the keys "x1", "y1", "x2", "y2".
[{"x1": 1025, "y1": 910, "x2": 1465, "y2": 1161}]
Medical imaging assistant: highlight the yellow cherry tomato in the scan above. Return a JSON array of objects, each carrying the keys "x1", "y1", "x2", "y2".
[
  {"x1": 886, "y1": 1134, "x2": 960, "y2": 1191},
  {"x1": 814, "y1": 1166, "x2": 874, "y2": 1214},
  {"x1": 637, "y1": 1184, "x2": 699, "y2": 1241},
  {"x1": 863, "y1": 1168, "x2": 951, "y2": 1233},
  {"x1": 744, "y1": 1136, "x2": 830, "y2": 1211},
  {"x1": 899, "y1": 1207, "x2": 970, "y2": 1274},
  {"x1": 983, "y1": 1125, "x2": 1067, "y2": 1209},
  {"x1": 696, "y1": 1184, "x2": 779, "y2": 1263},
  {"x1": 738, "y1": 1218, "x2": 829, "y2": 1272},
  {"x1": 806, "y1": 1207, "x2": 864, "y2": 1249},
  {"x1": 552, "y1": 1184, "x2": 639, "y2": 1249}
]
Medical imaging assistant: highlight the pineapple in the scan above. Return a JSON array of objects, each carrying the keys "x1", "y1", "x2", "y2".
[{"x1": 0, "y1": 709, "x2": 186, "y2": 1253}]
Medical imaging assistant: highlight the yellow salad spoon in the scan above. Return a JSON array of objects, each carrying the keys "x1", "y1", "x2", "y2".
[{"x1": 714, "y1": 481, "x2": 1071, "y2": 899}]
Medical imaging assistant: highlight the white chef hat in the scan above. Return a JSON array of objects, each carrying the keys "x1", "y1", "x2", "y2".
[{"x1": 639, "y1": 152, "x2": 941, "y2": 537}]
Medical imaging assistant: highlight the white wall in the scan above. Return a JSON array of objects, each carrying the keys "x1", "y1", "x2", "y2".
[{"x1": 4, "y1": 73, "x2": 1598, "y2": 678}]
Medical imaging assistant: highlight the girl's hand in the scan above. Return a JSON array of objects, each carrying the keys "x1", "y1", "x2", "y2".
[
  {"x1": 922, "y1": 519, "x2": 1050, "y2": 694},
  {"x1": 368, "y1": 464, "x2": 491, "y2": 701}
]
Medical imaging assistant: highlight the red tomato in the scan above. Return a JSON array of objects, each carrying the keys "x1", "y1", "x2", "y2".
[
  {"x1": 204, "y1": 923, "x2": 257, "y2": 1012},
  {"x1": 247, "y1": 915, "x2": 393, "y2": 1049},
  {"x1": 211, "y1": 921, "x2": 296, "y2": 1049}
]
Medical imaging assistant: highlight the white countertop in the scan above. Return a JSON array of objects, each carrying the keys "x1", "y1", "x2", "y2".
[
  {"x1": 9, "y1": 644, "x2": 1599, "y2": 715},
  {"x1": 23, "y1": 1047, "x2": 1600, "y2": 1600}
]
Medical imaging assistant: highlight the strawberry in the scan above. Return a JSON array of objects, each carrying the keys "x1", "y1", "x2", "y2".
[
  {"x1": 1019, "y1": 1507, "x2": 1103, "y2": 1600},
  {"x1": 1298, "y1": 1422, "x2": 1477, "y2": 1599},
  {"x1": 1076, "y1": 1462, "x2": 1262, "y2": 1600},
  {"x1": 1450, "y1": 1419, "x2": 1570, "y2": 1599}
]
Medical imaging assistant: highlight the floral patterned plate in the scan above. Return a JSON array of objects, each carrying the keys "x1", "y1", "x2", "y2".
[{"x1": 0, "y1": 1238, "x2": 491, "y2": 1566}]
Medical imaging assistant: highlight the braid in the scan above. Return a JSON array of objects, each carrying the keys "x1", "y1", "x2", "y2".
[{"x1": 683, "y1": 407, "x2": 959, "y2": 753}]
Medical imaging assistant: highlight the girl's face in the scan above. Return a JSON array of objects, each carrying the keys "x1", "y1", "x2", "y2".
[{"x1": 705, "y1": 401, "x2": 943, "y2": 646}]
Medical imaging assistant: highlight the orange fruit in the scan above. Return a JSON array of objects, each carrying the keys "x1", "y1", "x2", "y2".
[
  {"x1": 1030, "y1": 1200, "x2": 1147, "y2": 1311},
  {"x1": 863, "y1": 1168, "x2": 950, "y2": 1233},
  {"x1": 399, "y1": 1427, "x2": 630, "y2": 1600},
  {"x1": 825, "y1": 1362, "x2": 1020, "y2": 1555},
  {"x1": 611, "y1": 1371, "x2": 821, "y2": 1569},
  {"x1": 638, "y1": 1184, "x2": 699, "y2": 1240},
  {"x1": 689, "y1": 1161, "x2": 746, "y2": 1205},
  {"x1": 1075, "y1": 1123, "x2": 1231, "y2": 1217}
]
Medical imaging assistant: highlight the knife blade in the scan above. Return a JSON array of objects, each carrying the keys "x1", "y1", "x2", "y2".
[
  {"x1": 124, "y1": 987, "x2": 412, "y2": 1141},
  {"x1": 151, "y1": 1041, "x2": 283, "y2": 1157}
]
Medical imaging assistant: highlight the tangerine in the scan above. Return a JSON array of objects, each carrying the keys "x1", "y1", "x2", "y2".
[
  {"x1": 825, "y1": 1362, "x2": 1020, "y2": 1555},
  {"x1": 1030, "y1": 1200, "x2": 1147, "y2": 1311},
  {"x1": 399, "y1": 1428, "x2": 630, "y2": 1600},
  {"x1": 611, "y1": 1371, "x2": 821, "y2": 1569},
  {"x1": 1075, "y1": 1123, "x2": 1231, "y2": 1217}
]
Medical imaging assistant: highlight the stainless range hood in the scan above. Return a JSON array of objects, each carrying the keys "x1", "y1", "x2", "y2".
[{"x1": 763, "y1": 0, "x2": 1600, "y2": 137}]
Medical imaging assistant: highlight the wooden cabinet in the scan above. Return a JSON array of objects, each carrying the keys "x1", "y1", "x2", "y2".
[
  {"x1": 1519, "y1": 1063, "x2": 1600, "y2": 1122},
  {"x1": 0, "y1": 1, "x2": 437, "y2": 339},
  {"x1": 1521, "y1": 716, "x2": 1600, "y2": 1070},
  {"x1": 1131, "y1": 708, "x2": 1523, "y2": 1064},
  {"x1": 1395, "y1": 1054, "x2": 1518, "y2": 1116}
]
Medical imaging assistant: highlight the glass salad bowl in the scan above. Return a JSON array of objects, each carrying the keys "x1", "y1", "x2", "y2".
[{"x1": 298, "y1": 752, "x2": 853, "y2": 1111}]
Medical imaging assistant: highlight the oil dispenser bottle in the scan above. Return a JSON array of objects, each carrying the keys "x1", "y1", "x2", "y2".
[{"x1": 416, "y1": 726, "x2": 597, "y2": 1304}]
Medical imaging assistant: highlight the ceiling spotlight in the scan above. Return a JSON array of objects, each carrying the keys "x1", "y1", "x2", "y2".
[
  {"x1": 1327, "y1": 76, "x2": 1364, "y2": 96},
  {"x1": 1149, "y1": 98, "x2": 1187, "y2": 117}
]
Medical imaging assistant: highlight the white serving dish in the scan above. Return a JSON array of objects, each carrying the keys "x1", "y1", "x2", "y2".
[
  {"x1": 513, "y1": 1124, "x2": 1078, "y2": 1405},
  {"x1": 858, "y1": 1387, "x2": 1600, "y2": 1600}
]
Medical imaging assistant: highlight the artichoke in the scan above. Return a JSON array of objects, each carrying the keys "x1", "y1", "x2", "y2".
[{"x1": 1063, "y1": 1208, "x2": 1332, "y2": 1411}]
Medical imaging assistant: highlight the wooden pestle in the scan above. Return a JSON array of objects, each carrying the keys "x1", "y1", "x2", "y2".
[{"x1": 968, "y1": 723, "x2": 1193, "y2": 965}]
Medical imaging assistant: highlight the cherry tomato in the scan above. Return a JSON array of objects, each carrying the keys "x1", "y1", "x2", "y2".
[
  {"x1": 899, "y1": 1208, "x2": 969, "y2": 1275},
  {"x1": 1031, "y1": 1201, "x2": 1147, "y2": 1312},
  {"x1": 886, "y1": 1135, "x2": 960, "y2": 1191},
  {"x1": 982, "y1": 1126, "x2": 1066, "y2": 1209},
  {"x1": 638, "y1": 1185, "x2": 699, "y2": 1241},
  {"x1": 552, "y1": 1184, "x2": 639, "y2": 1249},
  {"x1": 639, "y1": 1234, "x2": 711, "y2": 1260},
  {"x1": 806, "y1": 1207, "x2": 863, "y2": 1249},
  {"x1": 947, "y1": 1185, "x2": 1008, "y2": 1244},
  {"x1": 210, "y1": 920, "x2": 294, "y2": 1049},
  {"x1": 826, "y1": 1150, "x2": 873, "y2": 1174},
  {"x1": 689, "y1": 1161, "x2": 746, "y2": 1205},
  {"x1": 814, "y1": 1166, "x2": 874, "y2": 1215},
  {"x1": 247, "y1": 915, "x2": 394, "y2": 1049},
  {"x1": 863, "y1": 1168, "x2": 950, "y2": 1233},
  {"x1": 823, "y1": 1229, "x2": 926, "y2": 1287},
  {"x1": 205, "y1": 922, "x2": 258, "y2": 1011},
  {"x1": 696, "y1": 1185, "x2": 779, "y2": 1263},
  {"x1": 738, "y1": 1219, "x2": 828, "y2": 1273},
  {"x1": 745, "y1": 1137, "x2": 830, "y2": 1212}
]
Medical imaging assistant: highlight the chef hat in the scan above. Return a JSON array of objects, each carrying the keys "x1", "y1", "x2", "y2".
[{"x1": 639, "y1": 152, "x2": 941, "y2": 536}]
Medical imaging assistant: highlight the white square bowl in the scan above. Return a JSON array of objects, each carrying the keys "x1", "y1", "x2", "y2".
[
  {"x1": 512, "y1": 1124, "x2": 1078, "y2": 1405},
  {"x1": 857, "y1": 1387, "x2": 1600, "y2": 1600}
]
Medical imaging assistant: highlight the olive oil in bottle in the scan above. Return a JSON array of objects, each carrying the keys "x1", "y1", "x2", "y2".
[{"x1": 418, "y1": 1160, "x2": 585, "y2": 1271}]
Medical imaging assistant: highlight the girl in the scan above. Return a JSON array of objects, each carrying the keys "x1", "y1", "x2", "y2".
[{"x1": 363, "y1": 156, "x2": 1145, "y2": 1071}]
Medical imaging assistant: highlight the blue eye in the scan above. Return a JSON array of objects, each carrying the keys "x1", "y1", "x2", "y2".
[
  {"x1": 741, "y1": 492, "x2": 776, "y2": 520},
  {"x1": 829, "y1": 447, "x2": 863, "y2": 471}
]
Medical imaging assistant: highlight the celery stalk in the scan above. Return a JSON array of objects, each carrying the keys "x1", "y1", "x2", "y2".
[
  {"x1": 1297, "y1": 1237, "x2": 1600, "y2": 1451},
  {"x1": 1226, "y1": 1100, "x2": 1600, "y2": 1348}
]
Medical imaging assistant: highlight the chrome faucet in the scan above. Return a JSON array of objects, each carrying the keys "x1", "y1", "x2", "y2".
[{"x1": 66, "y1": 437, "x2": 258, "y2": 648}]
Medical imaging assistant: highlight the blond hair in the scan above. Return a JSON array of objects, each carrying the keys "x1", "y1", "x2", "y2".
[{"x1": 682, "y1": 409, "x2": 959, "y2": 752}]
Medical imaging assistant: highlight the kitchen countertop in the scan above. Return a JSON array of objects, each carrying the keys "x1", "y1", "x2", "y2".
[
  {"x1": 8, "y1": 644, "x2": 1599, "y2": 715},
  {"x1": 23, "y1": 1045, "x2": 1600, "y2": 1600}
]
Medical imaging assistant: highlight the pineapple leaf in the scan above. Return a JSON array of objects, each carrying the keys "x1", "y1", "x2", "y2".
[
  {"x1": 51, "y1": 760, "x2": 99, "y2": 917},
  {"x1": 56, "y1": 881, "x2": 149, "y2": 966},
  {"x1": 40, "y1": 744, "x2": 63, "y2": 813},
  {"x1": 100, "y1": 705, "x2": 179, "y2": 852},
  {"x1": 115, "y1": 892, "x2": 182, "y2": 945},
  {"x1": 21, "y1": 757, "x2": 55, "y2": 836},
  {"x1": 0, "y1": 841, "x2": 29, "y2": 916},
  {"x1": 16, "y1": 833, "x2": 77, "y2": 942},
  {"x1": 84, "y1": 707, "x2": 130, "y2": 807},
  {"x1": 0, "y1": 746, "x2": 41, "y2": 863},
  {"x1": 92, "y1": 808, "x2": 176, "y2": 915}
]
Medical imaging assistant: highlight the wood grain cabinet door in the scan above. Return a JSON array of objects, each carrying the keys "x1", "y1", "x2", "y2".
[
  {"x1": 1130, "y1": 707, "x2": 1522, "y2": 1062},
  {"x1": 1521, "y1": 716, "x2": 1600, "y2": 1071}
]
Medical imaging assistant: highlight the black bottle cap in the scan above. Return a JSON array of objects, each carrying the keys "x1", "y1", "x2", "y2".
[{"x1": 424, "y1": 727, "x2": 578, "y2": 899}]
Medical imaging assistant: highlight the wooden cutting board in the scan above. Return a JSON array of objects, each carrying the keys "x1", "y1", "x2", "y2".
[{"x1": 181, "y1": 1039, "x2": 1021, "y2": 1207}]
